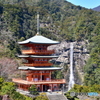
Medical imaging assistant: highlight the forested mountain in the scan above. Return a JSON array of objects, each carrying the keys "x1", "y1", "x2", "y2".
[
  {"x1": 93, "y1": 6, "x2": 100, "y2": 12},
  {"x1": 0, "y1": 0, "x2": 100, "y2": 86}
]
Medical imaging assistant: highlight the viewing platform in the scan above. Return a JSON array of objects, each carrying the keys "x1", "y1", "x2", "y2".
[
  {"x1": 22, "y1": 50, "x2": 54, "y2": 55},
  {"x1": 24, "y1": 63, "x2": 53, "y2": 67},
  {"x1": 12, "y1": 78, "x2": 66, "y2": 85}
]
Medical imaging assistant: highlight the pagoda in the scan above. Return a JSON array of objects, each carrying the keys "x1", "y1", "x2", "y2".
[{"x1": 12, "y1": 14, "x2": 66, "y2": 92}]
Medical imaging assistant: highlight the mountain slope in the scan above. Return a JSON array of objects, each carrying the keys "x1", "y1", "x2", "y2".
[
  {"x1": 93, "y1": 5, "x2": 100, "y2": 12},
  {"x1": 0, "y1": 0, "x2": 100, "y2": 86}
]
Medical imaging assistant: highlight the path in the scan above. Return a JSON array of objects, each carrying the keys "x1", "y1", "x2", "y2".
[{"x1": 46, "y1": 92, "x2": 68, "y2": 100}]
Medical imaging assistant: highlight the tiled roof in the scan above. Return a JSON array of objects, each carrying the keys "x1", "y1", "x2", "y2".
[
  {"x1": 18, "y1": 66, "x2": 62, "y2": 70},
  {"x1": 18, "y1": 55, "x2": 58, "y2": 58},
  {"x1": 18, "y1": 34, "x2": 59, "y2": 44}
]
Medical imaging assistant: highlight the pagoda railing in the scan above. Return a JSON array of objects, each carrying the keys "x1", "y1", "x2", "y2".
[
  {"x1": 22, "y1": 50, "x2": 54, "y2": 55},
  {"x1": 24, "y1": 63, "x2": 53, "y2": 66},
  {"x1": 12, "y1": 78, "x2": 66, "y2": 84}
]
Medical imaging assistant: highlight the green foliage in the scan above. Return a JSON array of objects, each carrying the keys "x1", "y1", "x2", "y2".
[
  {"x1": 29, "y1": 85, "x2": 39, "y2": 95},
  {"x1": 52, "y1": 70, "x2": 63, "y2": 79},
  {"x1": 0, "y1": 82, "x2": 15, "y2": 95},
  {"x1": 65, "y1": 91, "x2": 79, "y2": 100},
  {"x1": 34, "y1": 93, "x2": 48, "y2": 100},
  {"x1": 84, "y1": 35, "x2": 100, "y2": 86},
  {"x1": 0, "y1": 77, "x2": 4, "y2": 89},
  {"x1": 70, "y1": 84, "x2": 100, "y2": 93},
  {"x1": 0, "y1": 0, "x2": 100, "y2": 58},
  {"x1": 0, "y1": 3, "x2": 3, "y2": 14},
  {"x1": 65, "y1": 84, "x2": 100, "y2": 100},
  {"x1": 11, "y1": 91, "x2": 26, "y2": 100},
  {"x1": 0, "y1": 0, "x2": 100, "y2": 86},
  {"x1": 0, "y1": 77, "x2": 33, "y2": 100}
]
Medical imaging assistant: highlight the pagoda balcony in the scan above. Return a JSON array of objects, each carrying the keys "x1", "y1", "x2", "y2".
[
  {"x1": 12, "y1": 78, "x2": 66, "y2": 85},
  {"x1": 21, "y1": 50, "x2": 54, "y2": 55},
  {"x1": 24, "y1": 63, "x2": 53, "y2": 66}
]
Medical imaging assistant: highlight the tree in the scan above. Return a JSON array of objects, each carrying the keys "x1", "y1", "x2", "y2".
[
  {"x1": 35, "y1": 93, "x2": 48, "y2": 100},
  {"x1": 28, "y1": 85, "x2": 39, "y2": 95},
  {"x1": 0, "y1": 77, "x2": 4, "y2": 89},
  {"x1": 0, "y1": 57, "x2": 19, "y2": 81},
  {"x1": 11, "y1": 91, "x2": 26, "y2": 100},
  {"x1": 0, "y1": 82, "x2": 15, "y2": 95}
]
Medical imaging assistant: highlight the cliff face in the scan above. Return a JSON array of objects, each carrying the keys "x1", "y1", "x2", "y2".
[{"x1": 48, "y1": 40, "x2": 90, "y2": 85}]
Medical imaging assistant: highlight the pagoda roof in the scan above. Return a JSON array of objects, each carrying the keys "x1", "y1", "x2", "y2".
[
  {"x1": 18, "y1": 55, "x2": 58, "y2": 58},
  {"x1": 18, "y1": 34, "x2": 59, "y2": 45},
  {"x1": 18, "y1": 66, "x2": 62, "y2": 70}
]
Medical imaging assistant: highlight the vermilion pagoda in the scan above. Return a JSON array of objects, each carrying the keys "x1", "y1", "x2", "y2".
[
  {"x1": 12, "y1": 34, "x2": 66, "y2": 92},
  {"x1": 12, "y1": 13, "x2": 66, "y2": 92}
]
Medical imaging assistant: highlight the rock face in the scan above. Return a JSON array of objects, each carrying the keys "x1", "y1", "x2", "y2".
[{"x1": 48, "y1": 40, "x2": 90, "y2": 86}]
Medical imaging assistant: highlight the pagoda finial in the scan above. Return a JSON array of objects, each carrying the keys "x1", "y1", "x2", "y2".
[{"x1": 36, "y1": 12, "x2": 40, "y2": 35}]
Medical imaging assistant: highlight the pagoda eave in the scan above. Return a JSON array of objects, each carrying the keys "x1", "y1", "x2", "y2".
[
  {"x1": 18, "y1": 66, "x2": 62, "y2": 70},
  {"x1": 18, "y1": 35, "x2": 60, "y2": 45},
  {"x1": 18, "y1": 42, "x2": 59, "y2": 45},
  {"x1": 18, "y1": 55, "x2": 58, "y2": 58}
]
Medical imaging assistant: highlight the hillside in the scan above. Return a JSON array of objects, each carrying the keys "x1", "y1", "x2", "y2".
[
  {"x1": 93, "y1": 5, "x2": 100, "y2": 12},
  {"x1": 0, "y1": 0, "x2": 100, "y2": 86}
]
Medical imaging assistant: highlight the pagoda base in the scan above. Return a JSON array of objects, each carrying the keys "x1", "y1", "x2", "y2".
[{"x1": 12, "y1": 78, "x2": 66, "y2": 92}]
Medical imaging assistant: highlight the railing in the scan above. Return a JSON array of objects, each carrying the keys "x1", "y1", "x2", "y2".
[
  {"x1": 12, "y1": 78, "x2": 66, "y2": 84},
  {"x1": 24, "y1": 63, "x2": 53, "y2": 66},
  {"x1": 22, "y1": 50, "x2": 55, "y2": 55}
]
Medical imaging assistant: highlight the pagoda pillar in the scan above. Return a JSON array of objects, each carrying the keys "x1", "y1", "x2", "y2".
[
  {"x1": 41, "y1": 71, "x2": 42, "y2": 81},
  {"x1": 50, "y1": 71, "x2": 51, "y2": 81},
  {"x1": 18, "y1": 84, "x2": 20, "y2": 89},
  {"x1": 50, "y1": 84, "x2": 52, "y2": 91},
  {"x1": 42, "y1": 84, "x2": 43, "y2": 92}
]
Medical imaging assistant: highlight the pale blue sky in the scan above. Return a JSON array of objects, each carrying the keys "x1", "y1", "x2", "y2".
[{"x1": 66, "y1": 0, "x2": 100, "y2": 9}]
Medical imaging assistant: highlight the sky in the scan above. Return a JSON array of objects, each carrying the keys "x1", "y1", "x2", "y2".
[{"x1": 66, "y1": 0, "x2": 100, "y2": 9}]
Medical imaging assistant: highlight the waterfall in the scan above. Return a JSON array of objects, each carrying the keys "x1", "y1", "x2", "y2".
[{"x1": 68, "y1": 43, "x2": 75, "y2": 91}]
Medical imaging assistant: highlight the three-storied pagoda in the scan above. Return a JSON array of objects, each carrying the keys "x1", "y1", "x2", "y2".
[{"x1": 12, "y1": 14, "x2": 66, "y2": 92}]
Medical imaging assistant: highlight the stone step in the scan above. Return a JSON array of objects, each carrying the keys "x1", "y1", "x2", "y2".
[{"x1": 47, "y1": 94, "x2": 67, "y2": 100}]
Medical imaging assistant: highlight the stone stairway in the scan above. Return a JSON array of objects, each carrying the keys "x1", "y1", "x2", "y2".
[{"x1": 47, "y1": 92, "x2": 68, "y2": 100}]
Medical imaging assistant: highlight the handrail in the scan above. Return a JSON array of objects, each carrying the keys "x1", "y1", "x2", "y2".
[
  {"x1": 12, "y1": 78, "x2": 66, "y2": 84},
  {"x1": 22, "y1": 49, "x2": 55, "y2": 55},
  {"x1": 24, "y1": 63, "x2": 53, "y2": 66}
]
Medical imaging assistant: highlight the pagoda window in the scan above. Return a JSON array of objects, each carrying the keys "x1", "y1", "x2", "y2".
[
  {"x1": 34, "y1": 71, "x2": 37, "y2": 73},
  {"x1": 35, "y1": 59, "x2": 38, "y2": 61},
  {"x1": 34, "y1": 78, "x2": 38, "y2": 81},
  {"x1": 44, "y1": 59, "x2": 47, "y2": 61},
  {"x1": 39, "y1": 45, "x2": 41, "y2": 47},
  {"x1": 46, "y1": 71, "x2": 49, "y2": 73},
  {"x1": 22, "y1": 45, "x2": 30, "y2": 50},
  {"x1": 46, "y1": 78, "x2": 50, "y2": 81},
  {"x1": 42, "y1": 71, "x2": 44, "y2": 73},
  {"x1": 35, "y1": 45, "x2": 38, "y2": 47},
  {"x1": 39, "y1": 71, "x2": 42, "y2": 73},
  {"x1": 39, "y1": 59, "x2": 43, "y2": 61}
]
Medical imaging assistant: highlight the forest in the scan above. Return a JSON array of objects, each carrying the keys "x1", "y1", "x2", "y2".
[{"x1": 0, "y1": 0, "x2": 100, "y2": 99}]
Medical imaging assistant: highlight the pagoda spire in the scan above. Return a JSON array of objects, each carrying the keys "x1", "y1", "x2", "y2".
[{"x1": 36, "y1": 12, "x2": 40, "y2": 35}]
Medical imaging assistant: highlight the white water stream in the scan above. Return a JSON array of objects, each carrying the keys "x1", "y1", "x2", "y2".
[{"x1": 68, "y1": 43, "x2": 75, "y2": 91}]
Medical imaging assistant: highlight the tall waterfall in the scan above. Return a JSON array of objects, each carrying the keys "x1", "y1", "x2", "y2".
[{"x1": 68, "y1": 43, "x2": 75, "y2": 91}]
